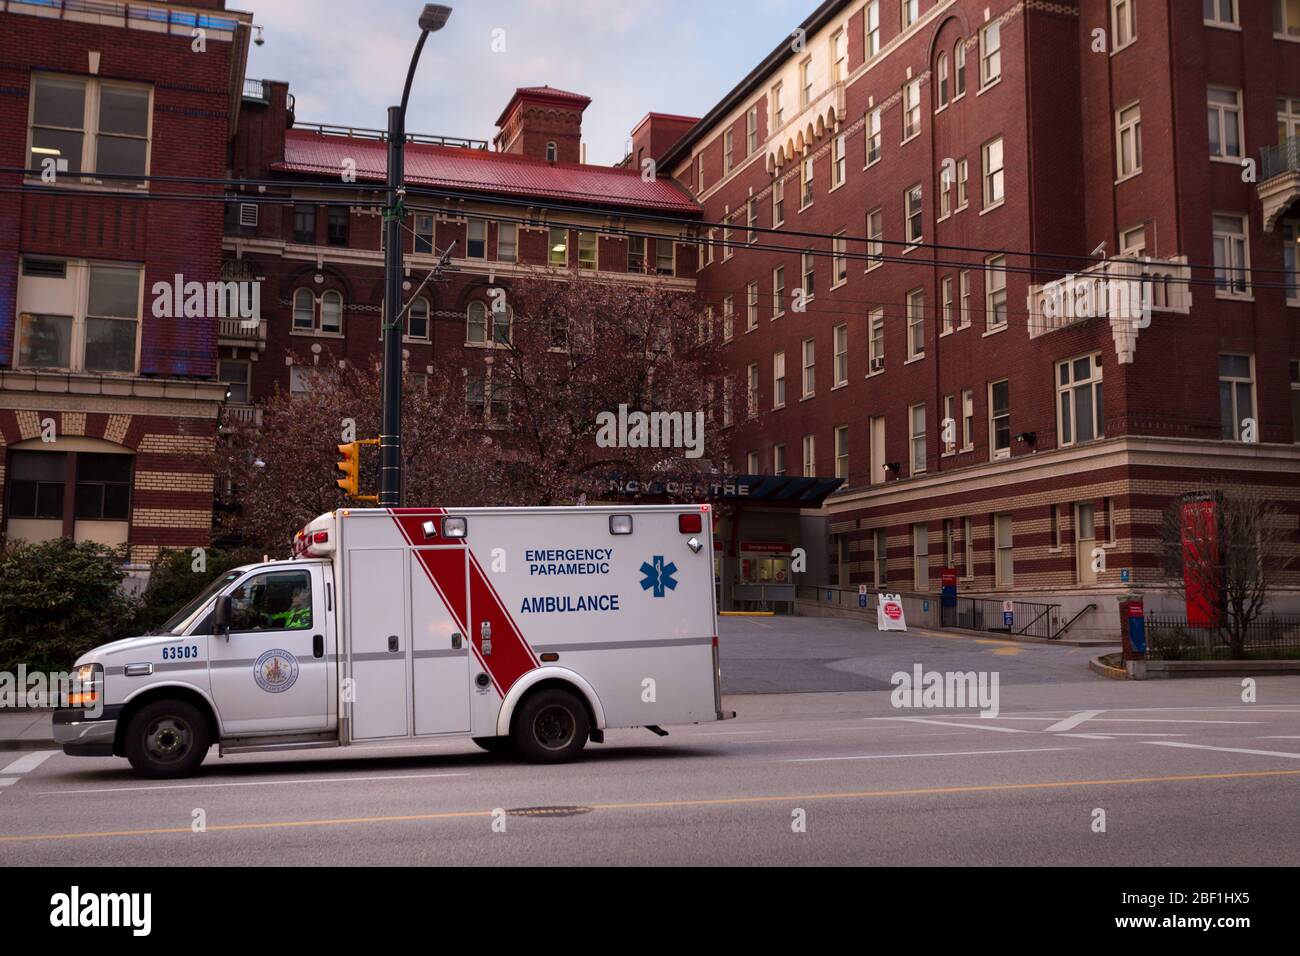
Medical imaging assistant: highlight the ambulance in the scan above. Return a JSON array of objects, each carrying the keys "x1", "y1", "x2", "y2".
[{"x1": 53, "y1": 505, "x2": 732, "y2": 778}]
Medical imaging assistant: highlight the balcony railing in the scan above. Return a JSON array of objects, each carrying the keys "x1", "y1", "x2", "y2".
[
  {"x1": 291, "y1": 122, "x2": 488, "y2": 151},
  {"x1": 217, "y1": 317, "x2": 266, "y2": 350},
  {"x1": 220, "y1": 404, "x2": 262, "y2": 429},
  {"x1": 1261, "y1": 136, "x2": 1300, "y2": 182},
  {"x1": 4, "y1": 0, "x2": 243, "y2": 40},
  {"x1": 1258, "y1": 137, "x2": 1300, "y2": 232}
]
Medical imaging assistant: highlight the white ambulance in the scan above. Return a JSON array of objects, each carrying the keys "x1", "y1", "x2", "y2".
[{"x1": 54, "y1": 505, "x2": 732, "y2": 777}]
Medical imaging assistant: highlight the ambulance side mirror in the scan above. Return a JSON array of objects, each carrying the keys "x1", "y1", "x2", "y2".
[{"x1": 213, "y1": 595, "x2": 232, "y2": 638}]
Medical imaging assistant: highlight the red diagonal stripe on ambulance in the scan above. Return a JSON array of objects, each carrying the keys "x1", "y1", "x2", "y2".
[{"x1": 388, "y1": 509, "x2": 536, "y2": 695}]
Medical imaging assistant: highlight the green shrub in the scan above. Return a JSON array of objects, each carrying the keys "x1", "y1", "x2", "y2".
[
  {"x1": 136, "y1": 547, "x2": 263, "y2": 633},
  {"x1": 0, "y1": 539, "x2": 138, "y2": 672}
]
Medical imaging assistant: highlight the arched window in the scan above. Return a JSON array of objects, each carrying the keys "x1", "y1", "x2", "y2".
[
  {"x1": 546, "y1": 141, "x2": 558, "y2": 163},
  {"x1": 407, "y1": 296, "x2": 430, "y2": 340},
  {"x1": 954, "y1": 39, "x2": 967, "y2": 98},
  {"x1": 937, "y1": 52, "x2": 949, "y2": 108},
  {"x1": 292, "y1": 288, "x2": 314, "y2": 330},
  {"x1": 467, "y1": 301, "x2": 488, "y2": 344},
  {"x1": 491, "y1": 303, "x2": 512, "y2": 345},
  {"x1": 320, "y1": 290, "x2": 342, "y2": 333}
]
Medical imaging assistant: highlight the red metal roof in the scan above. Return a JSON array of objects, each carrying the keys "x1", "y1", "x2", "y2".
[{"x1": 272, "y1": 129, "x2": 701, "y2": 215}]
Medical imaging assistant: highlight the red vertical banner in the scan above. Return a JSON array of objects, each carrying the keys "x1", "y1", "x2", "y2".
[{"x1": 1180, "y1": 495, "x2": 1222, "y2": 626}]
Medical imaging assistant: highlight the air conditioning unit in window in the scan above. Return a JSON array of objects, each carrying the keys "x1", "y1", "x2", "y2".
[
  {"x1": 239, "y1": 203, "x2": 259, "y2": 227},
  {"x1": 870, "y1": 357, "x2": 885, "y2": 372}
]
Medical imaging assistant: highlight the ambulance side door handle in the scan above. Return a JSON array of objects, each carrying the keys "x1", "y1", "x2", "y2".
[
  {"x1": 313, "y1": 634, "x2": 324, "y2": 659},
  {"x1": 451, "y1": 633, "x2": 462, "y2": 650},
  {"x1": 388, "y1": 635, "x2": 399, "y2": 652}
]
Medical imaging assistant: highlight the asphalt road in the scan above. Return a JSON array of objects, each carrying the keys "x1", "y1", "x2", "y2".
[{"x1": 2, "y1": 620, "x2": 1297, "y2": 866}]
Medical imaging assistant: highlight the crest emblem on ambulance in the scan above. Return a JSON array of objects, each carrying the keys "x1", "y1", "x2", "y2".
[{"x1": 254, "y1": 648, "x2": 300, "y2": 693}]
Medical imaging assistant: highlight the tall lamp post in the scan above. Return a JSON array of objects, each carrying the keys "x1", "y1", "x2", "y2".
[{"x1": 380, "y1": 4, "x2": 452, "y2": 507}]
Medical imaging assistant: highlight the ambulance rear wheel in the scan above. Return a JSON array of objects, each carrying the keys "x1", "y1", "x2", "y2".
[
  {"x1": 123, "y1": 699, "x2": 210, "y2": 778},
  {"x1": 513, "y1": 689, "x2": 589, "y2": 763},
  {"x1": 472, "y1": 736, "x2": 516, "y2": 757}
]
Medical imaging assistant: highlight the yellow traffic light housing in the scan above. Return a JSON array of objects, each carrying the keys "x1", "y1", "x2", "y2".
[{"x1": 336, "y1": 442, "x2": 360, "y2": 496}]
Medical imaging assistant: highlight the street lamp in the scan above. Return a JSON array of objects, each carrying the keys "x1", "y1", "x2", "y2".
[{"x1": 380, "y1": 4, "x2": 452, "y2": 508}]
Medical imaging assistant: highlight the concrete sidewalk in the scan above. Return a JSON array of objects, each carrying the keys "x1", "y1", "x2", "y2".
[{"x1": 0, "y1": 711, "x2": 57, "y2": 751}]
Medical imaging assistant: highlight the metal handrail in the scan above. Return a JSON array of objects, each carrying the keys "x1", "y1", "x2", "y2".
[
  {"x1": 291, "y1": 121, "x2": 488, "y2": 151},
  {"x1": 1261, "y1": 136, "x2": 1300, "y2": 182}
]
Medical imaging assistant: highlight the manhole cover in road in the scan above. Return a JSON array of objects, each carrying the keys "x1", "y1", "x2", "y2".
[{"x1": 505, "y1": 806, "x2": 594, "y2": 818}]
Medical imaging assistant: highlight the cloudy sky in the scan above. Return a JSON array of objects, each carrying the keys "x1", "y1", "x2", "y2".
[{"x1": 244, "y1": 0, "x2": 812, "y2": 165}]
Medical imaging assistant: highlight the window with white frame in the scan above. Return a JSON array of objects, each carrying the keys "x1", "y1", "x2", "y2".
[
  {"x1": 980, "y1": 21, "x2": 1001, "y2": 88},
  {"x1": 1283, "y1": 220, "x2": 1300, "y2": 302},
  {"x1": 745, "y1": 284, "x2": 757, "y2": 331},
  {"x1": 773, "y1": 81, "x2": 785, "y2": 129},
  {"x1": 985, "y1": 255, "x2": 1007, "y2": 330},
  {"x1": 866, "y1": 107, "x2": 882, "y2": 166},
  {"x1": 982, "y1": 136, "x2": 1004, "y2": 208},
  {"x1": 722, "y1": 208, "x2": 733, "y2": 261},
  {"x1": 940, "y1": 163, "x2": 953, "y2": 218},
  {"x1": 1275, "y1": 0, "x2": 1300, "y2": 36},
  {"x1": 800, "y1": 57, "x2": 813, "y2": 107},
  {"x1": 1119, "y1": 224, "x2": 1146, "y2": 257},
  {"x1": 577, "y1": 231, "x2": 597, "y2": 270},
  {"x1": 835, "y1": 425, "x2": 849, "y2": 481},
  {"x1": 497, "y1": 222, "x2": 518, "y2": 262},
  {"x1": 292, "y1": 287, "x2": 343, "y2": 335},
  {"x1": 874, "y1": 528, "x2": 888, "y2": 585},
  {"x1": 15, "y1": 258, "x2": 142, "y2": 373},
  {"x1": 1205, "y1": 0, "x2": 1237, "y2": 28},
  {"x1": 943, "y1": 393, "x2": 957, "y2": 454},
  {"x1": 627, "y1": 235, "x2": 647, "y2": 274},
  {"x1": 832, "y1": 232, "x2": 848, "y2": 286},
  {"x1": 1279, "y1": 95, "x2": 1300, "y2": 141},
  {"x1": 773, "y1": 350, "x2": 786, "y2": 408},
  {"x1": 802, "y1": 337, "x2": 816, "y2": 398},
  {"x1": 832, "y1": 134, "x2": 846, "y2": 188},
  {"x1": 723, "y1": 374, "x2": 735, "y2": 426},
  {"x1": 1058, "y1": 352, "x2": 1104, "y2": 446},
  {"x1": 903, "y1": 79, "x2": 921, "y2": 140},
  {"x1": 994, "y1": 513, "x2": 1014, "y2": 586},
  {"x1": 1213, "y1": 213, "x2": 1250, "y2": 296},
  {"x1": 746, "y1": 106, "x2": 759, "y2": 154},
  {"x1": 773, "y1": 175, "x2": 785, "y2": 226},
  {"x1": 28, "y1": 74, "x2": 151, "y2": 185},
  {"x1": 866, "y1": 207, "x2": 884, "y2": 268},
  {"x1": 905, "y1": 184, "x2": 923, "y2": 245},
  {"x1": 655, "y1": 238, "x2": 675, "y2": 275},
  {"x1": 1218, "y1": 353, "x2": 1255, "y2": 440},
  {"x1": 467, "y1": 299, "x2": 510, "y2": 345},
  {"x1": 723, "y1": 128, "x2": 734, "y2": 174},
  {"x1": 910, "y1": 403, "x2": 926, "y2": 474},
  {"x1": 773, "y1": 265, "x2": 786, "y2": 316},
  {"x1": 467, "y1": 219, "x2": 487, "y2": 258},
  {"x1": 549, "y1": 227, "x2": 568, "y2": 266},
  {"x1": 913, "y1": 524, "x2": 929, "y2": 590},
  {"x1": 902, "y1": 0, "x2": 919, "y2": 29},
  {"x1": 747, "y1": 198, "x2": 757, "y2": 243},
  {"x1": 907, "y1": 288, "x2": 925, "y2": 359},
  {"x1": 1112, "y1": 0, "x2": 1136, "y2": 49},
  {"x1": 834, "y1": 323, "x2": 848, "y2": 386},
  {"x1": 220, "y1": 358, "x2": 251, "y2": 405},
  {"x1": 697, "y1": 155, "x2": 704, "y2": 193},
  {"x1": 407, "y1": 296, "x2": 430, "y2": 340},
  {"x1": 414, "y1": 214, "x2": 435, "y2": 253},
  {"x1": 941, "y1": 275, "x2": 954, "y2": 333},
  {"x1": 959, "y1": 269, "x2": 972, "y2": 327},
  {"x1": 747, "y1": 450, "x2": 760, "y2": 473},
  {"x1": 747, "y1": 363, "x2": 759, "y2": 417},
  {"x1": 866, "y1": 0, "x2": 881, "y2": 60},
  {"x1": 955, "y1": 39, "x2": 967, "y2": 97},
  {"x1": 801, "y1": 155, "x2": 815, "y2": 208},
  {"x1": 962, "y1": 516, "x2": 974, "y2": 578},
  {"x1": 802, "y1": 250, "x2": 815, "y2": 298},
  {"x1": 989, "y1": 379, "x2": 1011, "y2": 458},
  {"x1": 937, "y1": 53, "x2": 950, "y2": 109},
  {"x1": 774, "y1": 442, "x2": 787, "y2": 476},
  {"x1": 869, "y1": 307, "x2": 885, "y2": 372},
  {"x1": 832, "y1": 28, "x2": 848, "y2": 83},
  {"x1": 1290, "y1": 359, "x2": 1300, "y2": 442},
  {"x1": 1208, "y1": 87, "x2": 1243, "y2": 159},
  {"x1": 802, "y1": 433, "x2": 816, "y2": 477},
  {"x1": 1116, "y1": 103, "x2": 1142, "y2": 178},
  {"x1": 957, "y1": 157, "x2": 969, "y2": 208},
  {"x1": 961, "y1": 388, "x2": 974, "y2": 450}
]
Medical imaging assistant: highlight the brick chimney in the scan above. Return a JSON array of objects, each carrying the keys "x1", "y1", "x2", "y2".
[{"x1": 494, "y1": 86, "x2": 591, "y2": 164}]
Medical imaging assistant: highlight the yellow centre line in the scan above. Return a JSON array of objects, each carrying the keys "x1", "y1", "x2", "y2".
[{"x1": 3, "y1": 767, "x2": 1298, "y2": 844}]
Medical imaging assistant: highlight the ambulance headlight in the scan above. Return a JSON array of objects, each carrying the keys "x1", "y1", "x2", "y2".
[
  {"x1": 66, "y1": 663, "x2": 103, "y2": 708},
  {"x1": 609, "y1": 515, "x2": 633, "y2": 535},
  {"x1": 442, "y1": 516, "x2": 468, "y2": 538}
]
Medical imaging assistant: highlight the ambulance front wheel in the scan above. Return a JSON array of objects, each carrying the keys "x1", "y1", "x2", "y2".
[
  {"x1": 513, "y1": 689, "x2": 590, "y2": 763},
  {"x1": 123, "y1": 699, "x2": 211, "y2": 778}
]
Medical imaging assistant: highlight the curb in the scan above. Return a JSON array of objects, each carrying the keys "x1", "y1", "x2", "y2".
[
  {"x1": 1088, "y1": 654, "x2": 1128, "y2": 680},
  {"x1": 942, "y1": 626, "x2": 1121, "y2": 649}
]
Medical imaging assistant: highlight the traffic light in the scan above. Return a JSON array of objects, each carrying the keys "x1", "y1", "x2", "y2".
[{"x1": 336, "y1": 443, "x2": 360, "y2": 497}]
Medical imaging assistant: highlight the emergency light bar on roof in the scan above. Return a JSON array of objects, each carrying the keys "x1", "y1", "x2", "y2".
[{"x1": 7, "y1": 0, "x2": 245, "y2": 40}]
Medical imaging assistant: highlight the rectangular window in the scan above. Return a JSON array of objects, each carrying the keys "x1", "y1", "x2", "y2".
[
  {"x1": 913, "y1": 523, "x2": 929, "y2": 591},
  {"x1": 834, "y1": 323, "x2": 848, "y2": 386},
  {"x1": 723, "y1": 128, "x2": 734, "y2": 174},
  {"x1": 773, "y1": 265, "x2": 786, "y2": 317},
  {"x1": 29, "y1": 74, "x2": 151, "y2": 185},
  {"x1": 549, "y1": 227, "x2": 568, "y2": 266},
  {"x1": 907, "y1": 288, "x2": 925, "y2": 359},
  {"x1": 723, "y1": 374, "x2": 735, "y2": 427},
  {"x1": 802, "y1": 434, "x2": 816, "y2": 477},
  {"x1": 802, "y1": 156, "x2": 815, "y2": 207},
  {"x1": 1058, "y1": 353, "x2": 1105, "y2": 446},
  {"x1": 1112, "y1": 0, "x2": 1136, "y2": 49},
  {"x1": 944, "y1": 519, "x2": 957, "y2": 568},
  {"x1": 961, "y1": 388, "x2": 974, "y2": 450},
  {"x1": 866, "y1": 207, "x2": 884, "y2": 269},
  {"x1": 832, "y1": 28, "x2": 848, "y2": 83},
  {"x1": 835, "y1": 425, "x2": 849, "y2": 481},
  {"x1": 74, "y1": 453, "x2": 131, "y2": 520},
  {"x1": 832, "y1": 232, "x2": 847, "y2": 285},
  {"x1": 722, "y1": 208, "x2": 733, "y2": 261},
  {"x1": 982, "y1": 136, "x2": 1004, "y2": 208},
  {"x1": 327, "y1": 207, "x2": 349, "y2": 247},
  {"x1": 16, "y1": 260, "x2": 141, "y2": 374},
  {"x1": 1213, "y1": 213, "x2": 1250, "y2": 296},
  {"x1": 655, "y1": 238, "x2": 675, "y2": 275},
  {"x1": 414, "y1": 214, "x2": 435, "y2": 254},
  {"x1": 774, "y1": 443, "x2": 787, "y2": 477},
  {"x1": 7, "y1": 450, "x2": 67, "y2": 520},
  {"x1": 773, "y1": 351, "x2": 786, "y2": 408},
  {"x1": 832, "y1": 134, "x2": 846, "y2": 187},
  {"x1": 902, "y1": 0, "x2": 919, "y2": 29},
  {"x1": 905, "y1": 184, "x2": 923, "y2": 244},
  {"x1": 962, "y1": 517, "x2": 974, "y2": 578},
  {"x1": 773, "y1": 81, "x2": 785, "y2": 129},
  {"x1": 902, "y1": 79, "x2": 921, "y2": 140},
  {"x1": 773, "y1": 176, "x2": 785, "y2": 226},
  {"x1": 747, "y1": 451, "x2": 760, "y2": 473},
  {"x1": 1120, "y1": 224, "x2": 1146, "y2": 257},
  {"x1": 990, "y1": 379, "x2": 1011, "y2": 458},
  {"x1": 874, "y1": 528, "x2": 888, "y2": 586},
  {"x1": 220, "y1": 358, "x2": 252, "y2": 405},
  {"x1": 1208, "y1": 87, "x2": 1243, "y2": 159},
  {"x1": 865, "y1": 108, "x2": 882, "y2": 166},
  {"x1": 578, "y1": 231, "x2": 597, "y2": 269},
  {"x1": 746, "y1": 283, "x2": 758, "y2": 331},
  {"x1": 1205, "y1": 0, "x2": 1238, "y2": 27},
  {"x1": 869, "y1": 308, "x2": 885, "y2": 372},
  {"x1": 1050, "y1": 504, "x2": 1062, "y2": 551},
  {"x1": 941, "y1": 275, "x2": 954, "y2": 333},
  {"x1": 627, "y1": 236, "x2": 646, "y2": 274},
  {"x1": 865, "y1": 0, "x2": 881, "y2": 60},
  {"x1": 1274, "y1": 0, "x2": 1300, "y2": 34},
  {"x1": 747, "y1": 198, "x2": 757, "y2": 243},
  {"x1": 747, "y1": 363, "x2": 759, "y2": 418},
  {"x1": 802, "y1": 337, "x2": 816, "y2": 398},
  {"x1": 910, "y1": 403, "x2": 927, "y2": 474},
  {"x1": 802, "y1": 250, "x2": 815, "y2": 299},
  {"x1": 1116, "y1": 103, "x2": 1142, "y2": 178},
  {"x1": 1218, "y1": 353, "x2": 1255, "y2": 440},
  {"x1": 1290, "y1": 359, "x2": 1300, "y2": 442},
  {"x1": 293, "y1": 204, "x2": 316, "y2": 244},
  {"x1": 995, "y1": 513, "x2": 1014, "y2": 586},
  {"x1": 406, "y1": 297, "x2": 430, "y2": 340},
  {"x1": 985, "y1": 255, "x2": 1007, "y2": 330},
  {"x1": 746, "y1": 106, "x2": 759, "y2": 154},
  {"x1": 980, "y1": 21, "x2": 1001, "y2": 88},
  {"x1": 497, "y1": 222, "x2": 518, "y2": 262},
  {"x1": 957, "y1": 157, "x2": 969, "y2": 209},
  {"x1": 943, "y1": 393, "x2": 957, "y2": 454},
  {"x1": 959, "y1": 270, "x2": 972, "y2": 327},
  {"x1": 800, "y1": 57, "x2": 813, "y2": 107}
]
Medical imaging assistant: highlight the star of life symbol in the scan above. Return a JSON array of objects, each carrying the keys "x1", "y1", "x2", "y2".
[{"x1": 639, "y1": 555, "x2": 678, "y2": 598}]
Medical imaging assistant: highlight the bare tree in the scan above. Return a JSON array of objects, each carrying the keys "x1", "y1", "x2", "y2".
[{"x1": 1160, "y1": 486, "x2": 1293, "y2": 658}]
